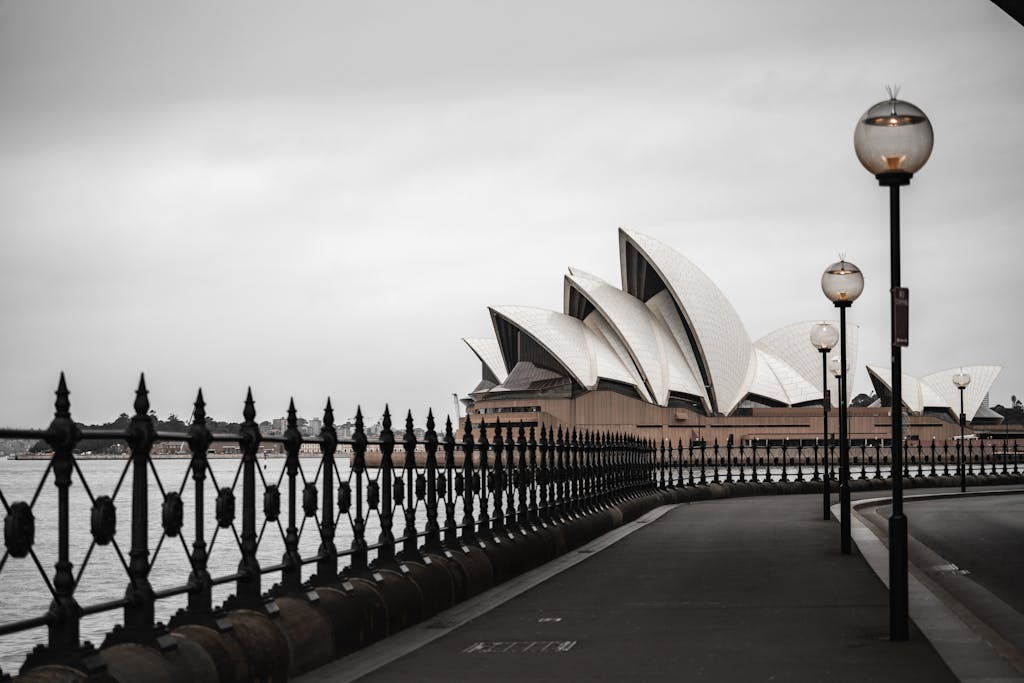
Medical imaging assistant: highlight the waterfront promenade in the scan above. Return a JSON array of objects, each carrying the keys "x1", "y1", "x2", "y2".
[{"x1": 301, "y1": 489, "x2": 1024, "y2": 682}]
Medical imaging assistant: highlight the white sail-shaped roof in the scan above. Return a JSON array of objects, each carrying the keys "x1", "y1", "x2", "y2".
[
  {"x1": 753, "y1": 322, "x2": 859, "y2": 407},
  {"x1": 469, "y1": 229, "x2": 1000, "y2": 420},
  {"x1": 564, "y1": 269, "x2": 706, "y2": 408},
  {"x1": 619, "y1": 228, "x2": 752, "y2": 414},
  {"x1": 580, "y1": 308, "x2": 654, "y2": 403},
  {"x1": 644, "y1": 289, "x2": 711, "y2": 410},
  {"x1": 488, "y1": 305, "x2": 637, "y2": 392},
  {"x1": 865, "y1": 364, "x2": 1002, "y2": 420},
  {"x1": 462, "y1": 337, "x2": 509, "y2": 384}
]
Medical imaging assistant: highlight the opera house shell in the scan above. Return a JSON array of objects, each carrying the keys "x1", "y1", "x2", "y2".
[
  {"x1": 462, "y1": 229, "x2": 1001, "y2": 445},
  {"x1": 866, "y1": 365, "x2": 1003, "y2": 423}
]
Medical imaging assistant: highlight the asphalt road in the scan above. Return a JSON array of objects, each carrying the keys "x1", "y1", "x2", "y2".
[
  {"x1": 904, "y1": 493, "x2": 1024, "y2": 615},
  {"x1": 316, "y1": 494, "x2": 954, "y2": 682}
]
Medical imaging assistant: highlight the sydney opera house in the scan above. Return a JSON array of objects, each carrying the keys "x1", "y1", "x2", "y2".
[{"x1": 462, "y1": 229, "x2": 1002, "y2": 445}]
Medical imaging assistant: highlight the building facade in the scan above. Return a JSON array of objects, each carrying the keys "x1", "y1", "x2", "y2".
[{"x1": 462, "y1": 229, "x2": 1001, "y2": 443}]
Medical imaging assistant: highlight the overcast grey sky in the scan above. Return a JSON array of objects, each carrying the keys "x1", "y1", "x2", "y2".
[{"x1": 0, "y1": 1, "x2": 1021, "y2": 427}]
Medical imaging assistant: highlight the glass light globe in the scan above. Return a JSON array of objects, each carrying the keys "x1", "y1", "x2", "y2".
[
  {"x1": 810, "y1": 322, "x2": 839, "y2": 351},
  {"x1": 952, "y1": 371, "x2": 971, "y2": 389},
  {"x1": 821, "y1": 260, "x2": 864, "y2": 304},
  {"x1": 829, "y1": 356, "x2": 843, "y2": 378},
  {"x1": 854, "y1": 95, "x2": 933, "y2": 177}
]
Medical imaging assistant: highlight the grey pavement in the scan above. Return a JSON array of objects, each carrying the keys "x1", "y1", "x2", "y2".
[
  {"x1": 853, "y1": 488, "x2": 1024, "y2": 681},
  {"x1": 302, "y1": 491, "x2": 1005, "y2": 682}
]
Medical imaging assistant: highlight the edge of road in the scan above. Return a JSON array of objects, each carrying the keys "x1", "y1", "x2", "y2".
[{"x1": 842, "y1": 489, "x2": 1024, "y2": 682}]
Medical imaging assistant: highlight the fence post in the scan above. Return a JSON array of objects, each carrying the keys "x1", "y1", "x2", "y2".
[
  {"x1": 401, "y1": 411, "x2": 420, "y2": 560},
  {"x1": 280, "y1": 399, "x2": 303, "y2": 595},
  {"x1": 539, "y1": 426, "x2": 551, "y2": 523},
  {"x1": 491, "y1": 420, "x2": 505, "y2": 535},
  {"x1": 461, "y1": 417, "x2": 477, "y2": 545},
  {"x1": 423, "y1": 411, "x2": 442, "y2": 553},
  {"x1": 177, "y1": 390, "x2": 218, "y2": 625},
  {"x1": 726, "y1": 438, "x2": 734, "y2": 483},
  {"x1": 111, "y1": 375, "x2": 167, "y2": 645},
  {"x1": 376, "y1": 407, "x2": 396, "y2": 567},
  {"x1": 795, "y1": 441, "x2": 804, "y2": 482},
  {"x1": 514, "y1": 425, "x2": 528, "y2": 527},
  {"x1": 227, "y1": 388, "x2": 266, "y2": 612},
  {"x1": 525, "y1": 426, "x2": 538, "y2": 525},
  {"x1": 476, "y1": 421, "x2": 491, "y2": 537},
  {"x1": 350, "y1": 408, "x2": 369, "y2": 574},
  {"x1": 442, "y1": 417, "x2": 458, "y2": 548},
  {"x1": 317, "y1": 399, "x2": 339, "y2": 582},
  {"x1": 25, "y1": 374, "x2": 103, "y2": 672}
]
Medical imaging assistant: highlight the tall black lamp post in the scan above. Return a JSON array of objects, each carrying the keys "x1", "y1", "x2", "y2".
[
  {"x1": 821, "y1": 259, "x2": 863, "y2": 555},
  {"x1": 953, "y1": 370, "x2": 971, "y2": 493},
  {"x1": 854, "y1": 88, "x2": 933, "y2": 642},
  {"x1": 830, "y1": 357, "x2": 843, "y2": 483},
  {"x1": 810, "y1": 322, "x2": 839, "y2": 521}
]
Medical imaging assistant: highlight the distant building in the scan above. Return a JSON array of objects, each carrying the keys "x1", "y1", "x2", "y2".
[{"x1": 462, "y1": 229, "x2": 1001, "y2": 444}]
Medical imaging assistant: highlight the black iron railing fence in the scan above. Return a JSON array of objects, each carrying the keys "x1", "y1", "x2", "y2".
[{"x1": 0, "y1": 375, "x2": 1020, "y2": 677}]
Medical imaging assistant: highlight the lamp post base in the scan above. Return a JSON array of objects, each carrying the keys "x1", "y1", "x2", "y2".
[
  {"x1": 840, "y1": 480, "x2": 851, "y2": 554},
  {"x1": 889, "y1": 512, "x2": 909, "y2": 640}
]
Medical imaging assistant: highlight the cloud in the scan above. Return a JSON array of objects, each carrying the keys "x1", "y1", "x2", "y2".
[{"x1": 0, "y1": 0, "x2": 1021, "y2": 427}]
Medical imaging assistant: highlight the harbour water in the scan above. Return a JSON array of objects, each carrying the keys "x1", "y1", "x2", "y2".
[{"x1": 0, "y1": 456, "x2": 372, "y2": 674}]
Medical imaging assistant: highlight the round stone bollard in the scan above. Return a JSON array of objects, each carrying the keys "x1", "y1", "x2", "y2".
[
  {"x1": 314, "y1": 584, "x2": 372, "y2": 656},
  {"x1": 221, "y1": 609, "x2": 290, "y2": 683},
  {"x1": 345, "y1": 576, "x2": 390, "y2": 643},
  {"x1": 273, "y1": 596, "x2": 335, "y2": 677},
  {"x1": 98, "y1": 640, "x2": 216, "y2": 683},
  {"x1": 171, "y1": 623, "x2": 252, "y2": 683},
  {"x1": 424, "y1": 549, "x2": 468, "y2": 603},
  {"x1": 476, "y1": 535, "x2": 519, "y2": 583},
  {"x1": 12, "y1": 665, "x2": 96, "y2": 683},
  {"x1": 369, "y1": 567, "x2": 426, "y2": 634},
  {"x1": 444, "y1": 544, "x2": 494, "y2": 599},
  {"x1": 400, "y1": 556, "x2": 456, "y2": 617}
]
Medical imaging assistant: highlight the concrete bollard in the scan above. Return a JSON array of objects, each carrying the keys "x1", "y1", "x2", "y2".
[
  {"x1": 444, "y1": 544, "x2": 494, "y2": 598},
  {"x1": 12, "y1": 666, "x2": 94, "y2": 683},
  {"x1": 424, "y1": 550, "x2": 469, "y2": 603},
  {"x1": 170, "y1": 623, "x2": 252, "y2": 683},
  {"x1": 313, "y1": 584, "x2": 372, "y2": 656},
  {"x1": 358, "y1": 568, "x2": 425, "y2": 635},
  {"x1": 399, "y1": 557, "x2": 456, "y2": 618},
  {"x1": 221, "y1": 609, "x2": 290, "y2": 683},
  {"x1": 272, "y1": 597, "x2": 335, "y2": 677}
]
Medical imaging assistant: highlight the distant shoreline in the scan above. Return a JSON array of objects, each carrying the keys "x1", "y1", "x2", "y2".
[
  {"x1": 9, "y1": 452, "x2": 330, "y2": 461},
  {"x1": 7, "y1": 451, "x2": 439, "y2": 467}
]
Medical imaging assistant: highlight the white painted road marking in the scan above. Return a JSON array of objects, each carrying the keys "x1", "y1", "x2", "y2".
[{"x1": 463, "y1": 640, "x2": 577, "y2": 654}]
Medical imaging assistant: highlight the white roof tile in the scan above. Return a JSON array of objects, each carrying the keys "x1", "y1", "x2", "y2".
[
  {"x1": 619, "y1": 229, "x2": 752, "y2": 414},
  {"x1": 463, "y1": 337, "x2": 509, "y2": 384}
]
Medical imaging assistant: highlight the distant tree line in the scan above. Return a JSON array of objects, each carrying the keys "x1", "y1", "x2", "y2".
[
  {"x1": 30, "y1": 413, "x2": 244, "y2": 454},
  {"x1": 993, "y1": 395, "x2": 1024, "y2": 425}
]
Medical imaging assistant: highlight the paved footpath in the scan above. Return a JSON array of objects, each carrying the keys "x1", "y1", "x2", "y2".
[{"x1": 302, "y1": 493, "x2": 970, "y2": 682}]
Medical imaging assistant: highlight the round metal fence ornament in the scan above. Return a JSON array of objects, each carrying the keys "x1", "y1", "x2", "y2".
[
  {"x1": 415, "y1": 474, "x2": 426, "y2": 500},
  {"x1": 90, "y1": 496, "x2": 116, "y2": 546},
  {"x1": 454, "y1": 473, "x2": 464, "y2": 496},
  {"x1": 4, "y1": 501, "x2": 35, "y2": 558},
  {"x1": 162, "y1": 492, "x2": 184, "y2": 538},
  {"x1": 367, "y1": 481, "x2": 379, "y2": 510},
  {"x1": 303, "y1": 483, "x2": 318, "y2": 518},
  {"x1": 216, "y1": 488, "x2": 235, "y2": 528},
  {"x1": 436, "y1": 474, "x2": 446, "y2": 497},
  {"x1": 393, "y1": 477, "x2": 403, "y2": 505},
  {"x1": 263, "y1": 485, "x2": 280, "y2": 522},
  {"x1": 338, "y1": 482, "x2": 351, "y2": 514}
]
